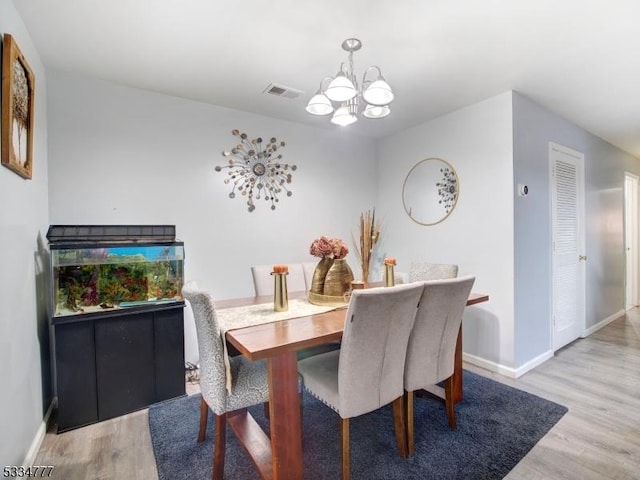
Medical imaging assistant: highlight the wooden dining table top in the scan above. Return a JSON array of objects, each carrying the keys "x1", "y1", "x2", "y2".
[{"x1": 219, "y1": 290, "x2": 489, "y2": 362}]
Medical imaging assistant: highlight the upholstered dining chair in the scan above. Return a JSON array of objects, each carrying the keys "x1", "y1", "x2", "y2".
[
  {"x1": 182, "y1": 282, "x2": 270, "y2": 480},
  {"x1": 408, "y1": 261, "x2": 458, "y2": 282},
  {"x1": 251, "y1": 263, "x2": 307, "y2": 296},
  {"x1": 297, "y1": 283, "x2": 424, "y2": 480},
  {"x1": 404, "y1": 275, "x2": 475, "y2": 455},
  {"x1": 302, "y1": 261, "x2": 317, "y2": 292}
]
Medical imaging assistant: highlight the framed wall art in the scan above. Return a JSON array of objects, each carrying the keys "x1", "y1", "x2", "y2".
[{"x1": 2, "y1": 34, "x2": 35, "y2": 179}]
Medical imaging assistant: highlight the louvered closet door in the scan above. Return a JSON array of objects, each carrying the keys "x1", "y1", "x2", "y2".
[{"x1": 550, "y1": 143, "x2": 585, "y2": 351}]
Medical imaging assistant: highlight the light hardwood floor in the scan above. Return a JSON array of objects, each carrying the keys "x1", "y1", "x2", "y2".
[{"x1": 35, "y1": 310, "x2": 640, "y2": 479}]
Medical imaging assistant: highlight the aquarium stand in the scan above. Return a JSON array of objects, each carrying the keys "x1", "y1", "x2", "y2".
[
  {"x1": 52, "y1": 303, "x2": 186, "y2": 432},
  {"x1": 46, "y1": 224, "x2": 187, "y2": 432}
]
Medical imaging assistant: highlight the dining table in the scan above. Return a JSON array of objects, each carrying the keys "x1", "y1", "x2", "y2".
[{"x1": 217, "y1": 289, "x2": 489, "y2": 480}]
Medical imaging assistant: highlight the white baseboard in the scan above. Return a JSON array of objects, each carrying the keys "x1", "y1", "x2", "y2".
[
  {"x1": 465, "y1": 309, "x2": 626, "y2": 382},
  {"x1": 514, "y1": 349, "x2": 554, "y2": 377},
  {"x1": 463, "y1": 352, "x2": 517, "y2": 378},
  {"x1": 582, "y1": 309, "x2": 625, "y2": 337},
  {"x1": 23, "y1": 399, "x2": 55, "y2": 467},
  {"x1": 464, "y1": 349, "x2": 554, "y2": 379}
]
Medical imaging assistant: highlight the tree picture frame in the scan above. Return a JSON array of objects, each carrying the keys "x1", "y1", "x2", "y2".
[{"x1": 2, "y1": 34, "x2": 35, "y2": 180}]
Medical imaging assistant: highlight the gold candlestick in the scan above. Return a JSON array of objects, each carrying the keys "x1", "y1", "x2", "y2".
[
  {"x1": 384, "y1": 258, "x2": 396, "y2": 287},
  {"x1": 272, "y1": 271, "x2": 289, "y2": 312},
  {"x1": 384, "y1": 265, "x2": 395, "y2": 287}
]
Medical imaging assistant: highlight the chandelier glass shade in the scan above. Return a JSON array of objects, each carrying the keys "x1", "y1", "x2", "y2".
[
  {"x1": 305, "y1": 38, "x2": 393, "y2": 126},
  {"x1": 362, "y1": 103, "x2": 390, "y2": 119},
  {"x1": 330, "y1": 100, "x2": 358, "y2": 126},
  {"x1": 305, "y1": 92, "x2": 334, "y2": 115},
  {"x1": 325, "y1": 72, "x2": 357, "y2": 102},
  {"x1": 361, "y1": 76, "x2": 394, "y2": 106}
]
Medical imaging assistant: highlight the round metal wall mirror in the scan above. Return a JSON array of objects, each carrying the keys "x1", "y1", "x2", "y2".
[{"x1": 402, "y1": 158, "x2": 459, "y2": 226}]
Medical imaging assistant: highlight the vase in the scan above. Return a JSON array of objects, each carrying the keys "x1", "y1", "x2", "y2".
[
  {"x1": 323, "y1": 259, "x2": 354, "y2": 297},
  {"x1": 310, "y1": 257, "x2": 334, "y2": 294}
]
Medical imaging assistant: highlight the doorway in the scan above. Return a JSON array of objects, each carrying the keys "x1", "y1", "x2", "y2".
[
  {"x1": 624, "y1": 172, "x2": 639, "y2": 310},
  {"x1": 550, "y1": 142, "x2": 585, "y2": 351}
]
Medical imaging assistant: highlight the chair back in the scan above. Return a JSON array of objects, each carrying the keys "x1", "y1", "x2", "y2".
[
  {"x1": 338, "y1": 282, "x2": 424, "y2": 418},
  {"x1": 251, "y1": 263, "x2": 306, "y2": 296},
  {"x1": 301, "y1": 261, "x2": 317, "y2": 292},
  {"x1": 408, "y1": 261, "x2": 458, "y2": 282},
  {"x1": 182, "y1": 282, "x2": 227, "y2": 413},
  {"x1": 404, "y1": 276, "x2": 475, "y2": 391}
]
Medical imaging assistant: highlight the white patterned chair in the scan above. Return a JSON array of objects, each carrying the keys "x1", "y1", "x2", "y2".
[
  {"x1": 251, "y1": 263, "x2": 307, "y2": 296},
  {"x1": 408, "y1": 261, "x2": 458, "y2": 282},
  {"x1": 404, "y1": 275, "x2": 475, "y2": 455},
  {"x1": 297, "y1": 283, "x2": 425, "y2": 480},
  {"x1": 182, "y1": 282, "x2": 269, "y2": 480}
]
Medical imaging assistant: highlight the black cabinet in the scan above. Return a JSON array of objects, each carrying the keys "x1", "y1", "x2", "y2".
[{"x1": 53, "y1": 304, "x2": 185, "y2": 432}]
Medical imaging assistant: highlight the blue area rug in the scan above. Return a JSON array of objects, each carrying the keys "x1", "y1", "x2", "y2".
[{"x1": 149, "y1": 371, "x2": 567, "y2": 479}]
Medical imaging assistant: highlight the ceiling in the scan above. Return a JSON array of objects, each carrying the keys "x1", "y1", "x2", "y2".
[{"x1": 13, "y1": 0, "x2": 640, "y2": 158}]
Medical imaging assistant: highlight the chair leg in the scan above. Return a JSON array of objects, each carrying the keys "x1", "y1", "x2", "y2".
[
  {"x1": 444, "y1": 376, "x2": 457, "y2": 429},
  {"x1": 405, "y1": 391, "x2": 415, "y2": 456},
  {"x1": 341, "y1": 417, "x2": 350, "y2": 480},
  {"x1": 212, "y1": 413, "x2": 227, "y2": 480},
  {"x1": 392, "y1": 396, "x2": 408, "y2": 458},
  {"x1": 198, "y1": 396, "x2": 208, "y2": 442},
  {"x1": 264, "y1": 401, "x2": 270, "y2": 420}
]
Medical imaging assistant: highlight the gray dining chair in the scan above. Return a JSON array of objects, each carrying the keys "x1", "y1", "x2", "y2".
[
  {"x1": 182, "y1": 282, "x2": 270, "y2": 480},
  {"x1": 404, "y1": 275, "x2": 475, "y2": 455},
  {"x1": 297, "y1": 282, "x2": 424, "y2": 480},
  {"x1": 302, "y1": 261, "x2": 317, "y2": 291},
  {"x1": 251, "y1": 263, "x2": 307, "y2": 296},
  {"x1": 408, "y1": 261, "x2": 458, "y2": 282}
]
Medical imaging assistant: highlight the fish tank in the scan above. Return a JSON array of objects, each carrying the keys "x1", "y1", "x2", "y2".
[{"x1": 47, "y1": 225, "x2": 185, "y2": 318}]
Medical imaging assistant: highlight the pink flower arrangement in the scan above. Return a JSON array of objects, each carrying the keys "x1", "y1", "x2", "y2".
[
  {"x1": 332, "y1": 238, "x2": 349, "y2": 260},
  {"x1": 310, "y1": 236, "x2": 349, "y2": 260}
]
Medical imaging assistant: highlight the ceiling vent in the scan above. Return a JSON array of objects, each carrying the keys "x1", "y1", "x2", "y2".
[{"x1": 263, "y1": 83, "x2": 303, "y2": 100}]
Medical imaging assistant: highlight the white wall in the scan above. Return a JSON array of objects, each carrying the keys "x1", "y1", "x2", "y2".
[
  {"x1": 0, "y1": 3, "x2": 50, "y2": 467},
  {"x1": 376, "y1": 92, "x2": 516, "y2": 369},
  {"x1": 512, "y1": 92, "x2": 640, "y2": 367},
  {"x1": 46, "y1": 70, "x2": 377, "y2": 361}
]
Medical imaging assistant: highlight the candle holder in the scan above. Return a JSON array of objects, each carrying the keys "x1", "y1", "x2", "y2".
[
  {"x1": 384, "y1": 258, "x2": 396, "y2": 287},
  {"x1": 272, "y1": 265, "x2": 289, "y2": 312}
]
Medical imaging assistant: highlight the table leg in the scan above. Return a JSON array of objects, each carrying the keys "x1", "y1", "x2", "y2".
[
  {"x1": 267, "y1": 352, "x2": 303, "y2": 480},
  {"x1": 452, "y1": 326, "x2": 463, "y2": 404}
]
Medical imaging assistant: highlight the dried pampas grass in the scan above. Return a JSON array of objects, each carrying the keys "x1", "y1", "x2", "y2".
[{"x1": 351, "y1": 209, "x2": 381, "y2": 284}]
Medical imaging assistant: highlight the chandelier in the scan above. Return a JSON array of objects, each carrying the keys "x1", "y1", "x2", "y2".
[
  {"x1": 305, "y1": 38, "x2": 394, "y2": 126},
  {"x1": 215, "y1": 130, "x2": 296, "y2": 212}
]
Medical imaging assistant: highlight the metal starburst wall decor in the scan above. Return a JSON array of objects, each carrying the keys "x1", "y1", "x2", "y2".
[
  {"x1": 215, "y1": 129, "x2": 297, "y2": 212},
  {"x1": 435, "y1": 166, "x2": 458, "y2": 213}
]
